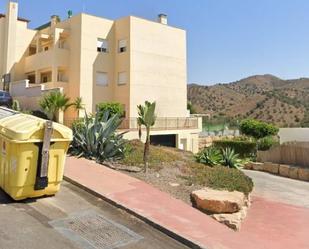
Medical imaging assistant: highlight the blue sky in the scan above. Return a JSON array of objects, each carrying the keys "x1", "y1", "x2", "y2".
[{"x1": 1, "y1": 0, "x2": 309, "y2": 85}]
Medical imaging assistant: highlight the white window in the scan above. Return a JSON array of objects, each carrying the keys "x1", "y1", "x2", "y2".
[
  {"x1": 118, "y1": 72, "x2": 127, "y2": 85},
  {"x1": 97, "y1": 38, "x2": 108, "y2": 53},
  {"x1": 118, "y1": 39, "x2": 127, "y2": 53},
  {"x1": 96, "y1": 72, "x2": 108, "y2": 86}
]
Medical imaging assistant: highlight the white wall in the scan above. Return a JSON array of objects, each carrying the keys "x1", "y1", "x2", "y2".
[
  {"x1": 10, "y1": 80, "x2": 62, "y2": 110},
  {"x1": 279, "y1": 128, "x2": 309, "y2": 144}
]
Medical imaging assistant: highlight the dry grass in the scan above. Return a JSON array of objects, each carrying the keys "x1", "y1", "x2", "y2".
[{"x1": 119, "y1": 140, "x2": 253, "y2": 195}]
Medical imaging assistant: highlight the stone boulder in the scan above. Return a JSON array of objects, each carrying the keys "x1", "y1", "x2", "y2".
[
  {"x1": 263, "y1": 162, "x2": 279, "y2": 174},
  {"x1": 289, "y1": 166, "x2": 299, "y2": 179},
  {"x1": 252, "y1": 162, "x2": 264, "y2": 171},
  {"x1": 191, "y1": 188, "x2": 246, "y2": 214},
  {"x1": 299, "y1": 168, "x2": 309, "y2": 181},
  {"x1": 211, "y1": 206, "x2": 248, "y2": 231},
  {"x1": 279, "y1": 164, "x2": 290, "y2": 177}
]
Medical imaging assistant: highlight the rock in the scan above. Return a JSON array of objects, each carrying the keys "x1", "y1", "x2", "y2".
[
  {"x1": 169, "y1": 182, "x2": 180, "y2": 187},
  {"x1": 279, "y1": 164, "x2": 290, "y2": 177},
  {"x1": 263, "y1": 162, "x2": 279, "y2": 174},
  {"x1": 211, "y1": 206, "x2": 248, "y2": 231},
  {"x1": 289, "y1": 166, "x2": 299, "y2": 179},
  {"x1": 252, "y1": 162, "x2": 264, "y2": 171},
  {"x1": 244, "y1": 162, "x2": 253, "y2": 170},
  {"x1": 156, "y1": 173, "x2": 160, "y2": 178},
  {"x1": 298, "y1": 168, "x2": 309, "y2": 181},
  {"x1": 191, "y1": 188, "x2": 245, "y2": 214}
]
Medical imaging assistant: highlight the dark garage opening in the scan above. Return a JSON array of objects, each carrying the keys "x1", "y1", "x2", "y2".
[{"x1": 150, "y1": 134, "x2": 176, "y2": 148}]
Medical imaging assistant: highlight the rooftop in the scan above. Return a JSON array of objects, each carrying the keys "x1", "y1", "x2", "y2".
[{"x1": 0, "y1": 13, "x2": 30, "y2": 23}]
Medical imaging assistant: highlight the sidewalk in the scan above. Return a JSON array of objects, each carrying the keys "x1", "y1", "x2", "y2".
[{"x1": 64, "y1": 157, "x2": 309, "y2": 249}]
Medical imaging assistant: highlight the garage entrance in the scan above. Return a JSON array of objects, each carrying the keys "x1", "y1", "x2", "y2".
[{"x1": 150, "y1": 134, "x2": 176, "y2": 148}]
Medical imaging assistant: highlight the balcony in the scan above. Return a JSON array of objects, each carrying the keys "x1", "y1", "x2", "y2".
[
  {"x1": 25, "y1": 48, "x2": 70, "y2": 73},
  {"x1": 29, "y1": 81, "x2": 68, "y2": 90},
  {"x1": 119, "y1": 117, "x2": 200, "y2": 130}
]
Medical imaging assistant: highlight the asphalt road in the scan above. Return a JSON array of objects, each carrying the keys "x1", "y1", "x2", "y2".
[
  {"x1": 0, "y1": 181, "x2": 189, "y2": 249},
  {"x1": 243, "y1": 169, "x2": 309, "y2": 208}
]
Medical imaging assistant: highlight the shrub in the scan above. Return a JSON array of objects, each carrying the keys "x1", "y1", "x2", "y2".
[
  {"x1": 187, "y1": 101, "x2": 197, "y2": 114},
  {"x1": 188, "y1": 163, "x2": 254, "y2": 195},
  {"x1": 257, "y1": 136, "x2": 278, "y2": 151},
  {"x1": 213, "y1": 139, "x2": 256, "y2": 157},
  {"x1": 195, "y1": 147, "x2": 221, "y2": 166},
  {"x1": 97, "y1": 102, "x2": 124, "y2": 120},
  {"x1": 12, "y1": 99, "x2": 21, "y2": 111},
  {"x1": 69, "y1": 111, "x2": 126, "y2": 162},
  {"x1": 239, "y1": 119, "x2": 279, "y2": 139},
  {"x1": 31, "y1": 110, "x2": 49, "y2": 119},
  {"x1": 221, "y1": 148, "x2": 241, "y2": 169}
]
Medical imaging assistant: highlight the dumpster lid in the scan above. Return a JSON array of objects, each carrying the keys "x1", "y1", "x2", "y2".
[
  {"x1": 0, "y1": 107, "x2": 18, "y2": 119},
  {"x1": 0, "y1": 109, "x2": 72, "y2": 141}
]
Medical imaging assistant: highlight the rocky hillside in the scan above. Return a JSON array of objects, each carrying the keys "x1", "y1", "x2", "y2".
[{"x1": 188, "y1": 74, "x2": 309, "y2": 127}]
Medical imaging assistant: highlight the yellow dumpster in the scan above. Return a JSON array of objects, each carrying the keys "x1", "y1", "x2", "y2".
[{"x1": 0, "y1": 107, "x2": 72, "y2": 200}]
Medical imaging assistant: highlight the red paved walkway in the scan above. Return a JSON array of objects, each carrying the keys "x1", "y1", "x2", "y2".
[{"x1": 64, "y1": 157, "x2": 309, "y2": 249}]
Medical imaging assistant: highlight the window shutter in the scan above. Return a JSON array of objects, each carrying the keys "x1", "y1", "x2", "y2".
[
  {"x1": 96, "y1": 72, "x2": 108, "y2": 86},
  {"x1": 118, "y1": 72, "x2": 127, "y2": 85},
  {"x1": 119, "y1": 39, "x2": 127, "y2": 48}
]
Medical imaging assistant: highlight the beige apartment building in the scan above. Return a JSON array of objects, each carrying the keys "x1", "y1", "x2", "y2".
[{"x1": 0, "y1": 1, "x2": 202, "y2": 152}]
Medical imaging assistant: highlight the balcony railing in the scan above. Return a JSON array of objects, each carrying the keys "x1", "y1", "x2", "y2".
[
  {"x1": 25, "y1": 48, "x2": 70, "y2": 72},
  {"x1": 64, "y1": 117, "x2": 200, "y2": 130},
  {"x1": 119, "y1": 117, "x2": 199, "y2": 130}
]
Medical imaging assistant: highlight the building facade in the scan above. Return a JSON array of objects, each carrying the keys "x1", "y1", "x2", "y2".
[{"x1": 0, "y1": 1, "x2": 202, "y2": 153}]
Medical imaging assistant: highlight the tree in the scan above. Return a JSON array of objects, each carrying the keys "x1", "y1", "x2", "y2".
[
  {"x1": 96, "y1": 102, "x2": 124, "y2": 120},
  {"x1": 73, "y1": 97, "x2": 84, "y2": 117},
  {"x1": 187, "y1": 101, "x2": 197, "y2": 114},
  {"x1": 39, "y1": 92, "x2": 71, "y2": 122},
  {"x1": 239, "y1": 119, "x2": 279, "y2": 139},
  {"x1": 137, "y1": 118, "x2": 142, "y2": 141},
  {"x1": 137, "y1": 101, "x2": 156, "y2": 173}
]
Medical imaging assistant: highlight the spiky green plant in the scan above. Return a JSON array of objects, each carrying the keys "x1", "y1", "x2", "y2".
[
  {"x1": 39, "y1": 92, "x2": 71, "y2": 122},
  {"x1": 195, "y1": 147, "x2": 221, "y2": 167},
  {"x1": 70, "y1": 111, "x2": 127, "y2": 162},
  {"x1": 137, "y1": 101, "x2": 156, "y2": 173},
  {"x1": 221, "y1": 147, "x2": 241, "y2": 169}
]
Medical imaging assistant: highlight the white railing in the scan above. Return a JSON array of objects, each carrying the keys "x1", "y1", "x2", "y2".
[{"x1": 119, "y1": 117, "x2": 199, "y2": 130}]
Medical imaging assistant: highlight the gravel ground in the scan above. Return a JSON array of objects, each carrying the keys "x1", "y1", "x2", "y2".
[{"x1": 124, "y1": 163, "x2": 202, "y2": 205}]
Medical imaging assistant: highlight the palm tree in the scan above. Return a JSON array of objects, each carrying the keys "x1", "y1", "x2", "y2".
[
  {"x1": 137, "y1": 118, "x2": 142, "y2": 141},
  {"x1": 39, "y1": 92, "x2": 71, "y2": 122},
  {"x1": 137, "y1": 101, "x2": 156, "y2": 173},
  {"x1": 73, "y1": 97, "x2": 84, "y2": 117}
]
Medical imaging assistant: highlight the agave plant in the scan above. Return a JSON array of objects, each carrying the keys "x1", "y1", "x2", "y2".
[
  {"x1": 195, "y1": 147, "x2": 221, "y2": 167},
  {"x1": 70, "y1": 110, "x2": 127, "y2": 162},
  {"x1": 221, "y1": 147, "x2": 241, "y2": 169}
]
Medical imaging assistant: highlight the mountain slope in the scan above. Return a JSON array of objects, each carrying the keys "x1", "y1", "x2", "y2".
[{"x1": 188, "y1": 75, "x2": 309, "y2": 127}]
